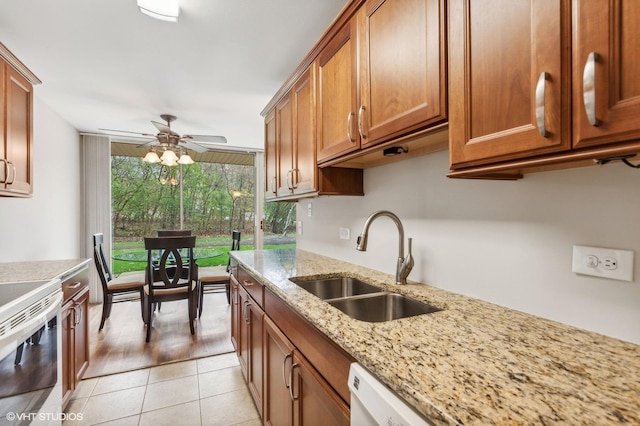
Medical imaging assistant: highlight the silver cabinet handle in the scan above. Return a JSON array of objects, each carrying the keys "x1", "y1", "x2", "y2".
[
  {"x1": 74, "y1": 304, "x2": 82, "y2": 326},
  {"x1": 346, "y1": 112, "x2": 355, "y2": 143},
  {"x1": 291, "y1": 168, "x2": 299, "y2": 190},
  {"x1": 535, "y1": 72, "x2": 549, "y2": 138},
  {"x1": 6, "y1": 161, "x2": 15, "y2": 185},
  {"x1": 358, "y1": 105, "x2": 367, "y2": 139},
  {"x1": 282, "y1": 353, "x2": 292, "y2": 389},
  {"x1": 242, "y1": 300, "x2": 250, "y2": 324},
  {"x1": 286, "y1": 169, "x2": 293, "y2": 190},
  {"x1": 271, "y1": 176, "x2": 277, "y2": 194},
  {"x1": 288, "y1": 362, "x2": 299, "y2": 401},
  {"x1": 583, "y1": 52, "x2": 600, "y2": 126}
]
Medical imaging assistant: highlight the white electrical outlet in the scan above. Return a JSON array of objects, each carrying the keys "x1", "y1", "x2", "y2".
[
  {"x1": 339, "y1": 227, "x2": 350, "y2": 240},
  {"x1": 296, "y1": 220, "x2": 303, "y2": 236},
  {"x1": 307, "y1": 202, "x2": 313, "y2": 217},
  {"x1": 572, "y1": 245, "x2": 634, "y2": 282}
]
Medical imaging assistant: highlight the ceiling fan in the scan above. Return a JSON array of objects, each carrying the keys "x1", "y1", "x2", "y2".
[{"x1": 100, "y1": 113, "x2": 227, "y2": 154}]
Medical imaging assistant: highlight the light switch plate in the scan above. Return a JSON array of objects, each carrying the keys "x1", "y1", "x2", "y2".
[{"x1": 572, "y1": 245, "x2": 634, "y2": 282}]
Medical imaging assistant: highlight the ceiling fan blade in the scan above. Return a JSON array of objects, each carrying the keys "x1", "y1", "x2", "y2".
[
  {"x1": 180, "y1": 139, "x2": 209, "y2": 153},
  {"x1": 136, "y1": 139, "x2": 159, "y2": 148},
  {"x1": 151, "y1": 120, "x2": 173, "y2": 134},
  {"x1": 99, "y1": 128, "x2": 149, "y2": 136},
  {"x1": 185, "y1": 135, "x2": 228, "y2": 144}
]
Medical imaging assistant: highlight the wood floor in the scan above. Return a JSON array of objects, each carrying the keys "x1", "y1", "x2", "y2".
[{"x1": 85, "y1": 290, "x2": 234, "y2": 379}]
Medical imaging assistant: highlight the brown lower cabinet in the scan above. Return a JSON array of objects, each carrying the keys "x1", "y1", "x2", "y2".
[
  {"x1": 231, "y1": 266, "x2": 351, "y2": 425},
  {"x1": 61, "y1": 266, "x2": 90, "y2": 409}
]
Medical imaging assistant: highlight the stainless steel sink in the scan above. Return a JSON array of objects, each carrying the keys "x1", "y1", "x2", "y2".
[
  {"x1": 292, "y1": 277, "x2": 383, "y2": 300},
  {"x1": 327, "y1": 293, "x2": 441, "y2": 322}
]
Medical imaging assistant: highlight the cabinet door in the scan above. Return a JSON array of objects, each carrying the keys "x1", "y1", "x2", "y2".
[
  {"x1": 264, "y1": 109, "x2": 278, "y2": 200},
  {"x1": 247, "y1": 300, "x2": 264, "y2": 418},
  {"x1": 358, "y1": 0, "x2": 446, "y2": 148},
  {"x1": 4, "y1": 65, "x2": 33, "y2": 195},
  {"x1": 317, "y1": 21, "x2": 359, "y2": 163},
  {"x1": 61, "y1": 303, "x2": 74, "y2": 409},
  {"x1": 572, "y1": 0, "x2": 640, "y2": 149},
  {"x1": 237, "y1": 285, "x2": 250, "y2": 378},
  {"x1": 291, "y1": 351, "x2": 350, "y2": 426},
  {"x1": 449, "y1": 0, "x2": 571, "y2": 168},
  {"x1": 277, "y1": 93, "x2": 294, "y2": 195},
  {"x1": 263, "y1": 316, "x2": 295, "y2": 426},
  {"x1": 292, "y1": 66, "x2": 317, "y2": 195},
  {"x1": 230, "y1": 276, "x2": 239, "y2": 350},
  {"x1": 73, "y1": 287, "x2": 90, "y2": 383},
  {"x1": 0, "y1": 60, "x2": 5, "y2": 185}
]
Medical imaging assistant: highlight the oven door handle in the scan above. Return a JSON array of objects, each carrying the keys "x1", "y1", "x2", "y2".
[{"x1": 0, "y1": 291, "x2": 62, "y2": 361}]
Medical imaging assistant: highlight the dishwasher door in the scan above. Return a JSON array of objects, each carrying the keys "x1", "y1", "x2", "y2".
[{"x1": 348, "y1": 363, "x2": 430, "y2": 426}]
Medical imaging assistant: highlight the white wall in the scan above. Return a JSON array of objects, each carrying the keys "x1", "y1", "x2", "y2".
[
  {"x1": 0, "y1": 96, "x2": 81, "y2": 262},
  {"x1": 297, "y1": 150, "x2": 640, "y2": 344}
]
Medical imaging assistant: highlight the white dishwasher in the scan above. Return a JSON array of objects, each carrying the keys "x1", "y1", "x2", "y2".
[{"x1": 348, "y1": 363, "x2": 431, "y2": 426}]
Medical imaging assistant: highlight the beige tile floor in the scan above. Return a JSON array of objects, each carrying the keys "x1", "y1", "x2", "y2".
[{"x1": 64, "y1": 352, "x2": 260, "y2": 426}]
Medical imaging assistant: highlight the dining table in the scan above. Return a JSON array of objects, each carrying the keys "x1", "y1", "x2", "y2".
[{"x1": 112, "y1": 246, "x2": 224, "y2": 263}]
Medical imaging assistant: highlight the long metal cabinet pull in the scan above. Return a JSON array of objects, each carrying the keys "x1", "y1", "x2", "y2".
[
  {"x1": 288, "y1": 362, "x2": 299, "y2": 401},
  {"x1": 583, "y1": 52, "x2": 600, "y2": 126},
  {"x1": 282, "y1": 353, "x2": 292, "y2": 389},
  {"x1": 346, "y1": 112, "x2": 355, "y2": 143},
  {"x1": 358, "y1": 105, "x2": 366, "y2": 139},
  {"x1": 535, "y1": 72, "x2": 549, "y2": 137}
]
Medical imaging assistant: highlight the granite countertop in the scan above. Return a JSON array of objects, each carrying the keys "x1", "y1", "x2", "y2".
[
  {"x1": 231, "y1": 248, "x2": 640, "y2": 425},
  {"x1": 0, "y1": 259, "x2": 91, "y2": 283}
]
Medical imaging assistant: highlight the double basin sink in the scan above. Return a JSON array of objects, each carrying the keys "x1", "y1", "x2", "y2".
[{"x1": 290, "y1": 276, "x2": 441, "y2": 322}]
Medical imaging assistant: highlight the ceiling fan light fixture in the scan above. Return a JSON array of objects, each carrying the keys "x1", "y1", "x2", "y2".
[
  {"x1": 160, "y1": 148, "x2": 179, "y2": 166},
  {"x1": 137, "y1": 0, "x2": 179, "y2": 22},
  {"x1": 178, "y1": 152, "x2": 194, "y2": 165},
  {"x1": 143, "y1": 150, "x2": 161, "y2": 164}
]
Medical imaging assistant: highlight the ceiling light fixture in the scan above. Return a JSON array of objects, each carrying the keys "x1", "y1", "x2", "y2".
[
  {"x1": 137, "y1": 0, "x2": 180, "y2": 22},
  {"x1": 143, "y1": 147, "x2": 194, "y2": 167}
]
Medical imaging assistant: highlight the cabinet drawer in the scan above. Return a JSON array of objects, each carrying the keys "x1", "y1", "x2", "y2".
[
  {"x1": 236, "y1": 266, "x2": 264, "y2": 308},
  {"x1": 62, "y1": 266, "x2": 89, "y2": 302}
]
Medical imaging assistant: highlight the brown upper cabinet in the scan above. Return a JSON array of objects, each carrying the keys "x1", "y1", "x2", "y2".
[
  {"x1": 1, "y1": 44, "x2": 40, "y2": 197},
  {"x1": 572, "y1": 0, "x2": 640, "y2": 150},
  {"x1": 317, "y1": 0, "x2": 447, "y2": 164},
  {"x1": 264, "y1": 108, "x2": 278, "y2": 200},
  {"x1": 448, "y1": 0, "x2": 571, "y2": 169},
  {"x1": 449, "y1": 0, "x2": 640, "y2": 178},
  {"x1": 264, "y1": 64, "x2": 364, "y2": 201},
  {"x1": 275, "y1": 67, "x2": 317, "y2": 198},
  {"x1": 316, "y1": 22, "x2": 359, "y2": 163}
]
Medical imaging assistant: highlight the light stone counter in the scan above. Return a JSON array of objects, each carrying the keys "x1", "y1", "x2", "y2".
[
  {"x1": 231, "y1": 248, "x2": 640, "y2": 425},
  {"x1": 0, "y1": 259, "x2": 91, "y2": 283}
]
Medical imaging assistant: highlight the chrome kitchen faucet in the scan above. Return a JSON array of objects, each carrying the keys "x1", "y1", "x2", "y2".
[{"x1": 356, "y1": 210, "x2": 414, "y2": 285}]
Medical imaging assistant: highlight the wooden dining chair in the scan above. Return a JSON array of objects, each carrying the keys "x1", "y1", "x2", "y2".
[
  {"x1": 93, "y1": 233, "x2": 145, "y2": 331},
  {"x1": 143, "y1": 235, "x2": 199, "y2": 342},
  {"x1": 197, "y1": 230, "x2": 241, "y2": 317}
]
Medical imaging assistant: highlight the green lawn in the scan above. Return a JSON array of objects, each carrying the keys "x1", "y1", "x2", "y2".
[{"x1": 112, "y1": 242, "x2": 295, "y2": 275}]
